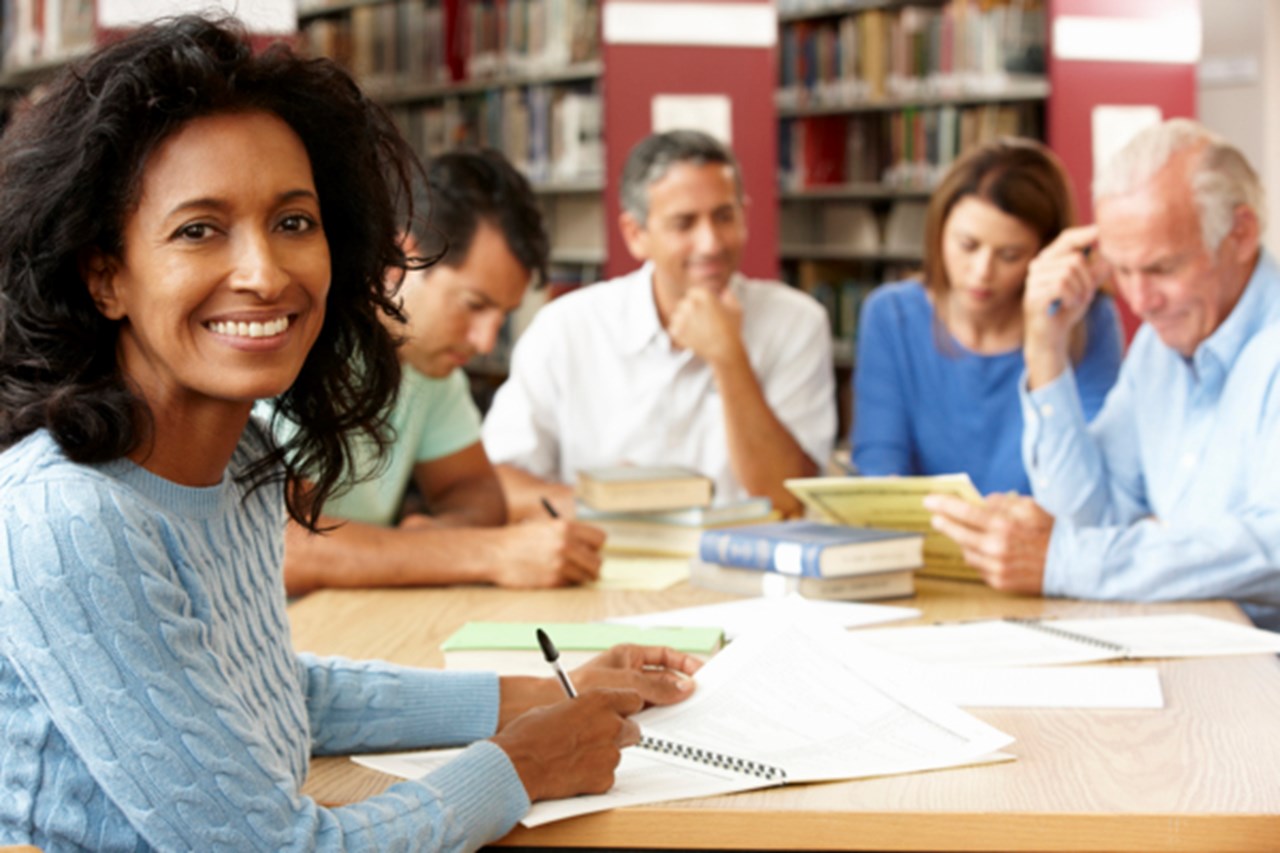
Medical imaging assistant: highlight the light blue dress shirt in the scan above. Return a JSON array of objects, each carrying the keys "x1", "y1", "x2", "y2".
[{"x1": 1021, "y1": 251, "x2": 1280, "y2": 629}]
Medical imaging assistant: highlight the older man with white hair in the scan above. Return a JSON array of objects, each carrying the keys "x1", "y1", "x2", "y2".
[{"x1": 926, "y1": 118, "x2": 1280, "y2": 629}]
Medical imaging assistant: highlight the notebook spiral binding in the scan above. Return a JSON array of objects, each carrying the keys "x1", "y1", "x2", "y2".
[
  {"x1": 638, "y1": 734, "x2": 788, "y2": 782},
  {"x1": 1005, "y1": 618, "x2": 1130, "y2": 657}
]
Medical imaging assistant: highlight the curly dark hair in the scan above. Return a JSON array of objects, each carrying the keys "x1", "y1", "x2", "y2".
[
  {"x1": 412, "y1": 148, "x2": 550, "y2": 285},
  {"x1": 0, "y1": 15, "x2": 418, "y2": 531}
]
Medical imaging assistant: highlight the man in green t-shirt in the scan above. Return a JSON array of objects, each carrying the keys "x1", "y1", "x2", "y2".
[{"x1": 270, "y1": 149, "x2": 605, "y2": 594}]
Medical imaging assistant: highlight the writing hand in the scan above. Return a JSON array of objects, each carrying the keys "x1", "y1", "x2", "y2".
[
  {"x1": 486, "y1": 520, "x2": 606, "y2": 588},
  {"x1": 490, "y1": 688, "x2": 644, "y2": 802}
]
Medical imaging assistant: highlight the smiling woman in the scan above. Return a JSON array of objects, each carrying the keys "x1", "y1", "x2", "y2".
[
  {"x1": 81, "y1": 110, "x2": 333, "y2": 486},
  {"x1": 0, "y1": 15, "x2": 702, "y2": 852}
]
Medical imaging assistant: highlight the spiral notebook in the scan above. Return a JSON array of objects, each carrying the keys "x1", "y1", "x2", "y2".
[
  {"x1": 353, "y1": 622, "x2": 1013, "y2": 827},
  {"x1": 853, "y1": 614, "x2": 1280, "y2": 668}
]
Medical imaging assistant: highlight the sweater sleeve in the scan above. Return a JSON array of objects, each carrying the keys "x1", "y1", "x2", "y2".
[
  {"x1": 852, "y1": 286, "x2": 916, "y2": 476},
  {"x1": 0, "y1": 480, "x2": 528, "y2": 852}
]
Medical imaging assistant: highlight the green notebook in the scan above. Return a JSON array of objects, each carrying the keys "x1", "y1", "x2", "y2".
[{"x1": 441, "y1": 621, "x2": 725, "y2": 676}]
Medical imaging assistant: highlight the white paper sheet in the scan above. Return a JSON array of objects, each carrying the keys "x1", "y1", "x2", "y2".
[
  {"x1": 607, "y1": 594, "x2": 918, "y2": 640},
  {"x1": 914, "y1": 664, "x2": 1164, "y2": 709},
  {"x1": 354, "y1": 622, "x2": 1013, "y2": 827},
  {"x1": 854, "y1": 614, "x2": 1280, "y2": 667}
]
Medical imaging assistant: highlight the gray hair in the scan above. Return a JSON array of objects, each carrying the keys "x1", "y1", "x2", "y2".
[
  {"x1": 1093, "y1": 118, "x2": 1265, "y2": 252},
  {"x1": 619, "y1": 130, "x2": 744, "y2": 223}
]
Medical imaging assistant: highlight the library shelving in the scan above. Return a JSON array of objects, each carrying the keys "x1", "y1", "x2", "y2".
[
  {"x1": 297, "y1": 0, "x2": 606, "y2": 390},
  {"x1": 774, "y1": 0, "x2": 1048, "y2": 438}
]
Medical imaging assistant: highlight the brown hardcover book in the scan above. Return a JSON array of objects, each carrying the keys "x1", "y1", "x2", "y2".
[{"x1": 577, "y1": 466, "x2": 714, "y2": 513}]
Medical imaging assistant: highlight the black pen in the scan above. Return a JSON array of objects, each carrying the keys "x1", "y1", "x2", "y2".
[
  {"x1": 540, "y1": 496, "x2": 560, "y2": 518},
  {"x1": 536, "y1": 627, "x2": 577, "y2": 698}
]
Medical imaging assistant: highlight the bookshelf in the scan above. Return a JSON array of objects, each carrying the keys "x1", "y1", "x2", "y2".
[
  {"x1": 774, "y1": 0, "x2": 1049, "y2": 440},
  {"x1": 297, "y1": 0, "x2": 606, "y2": 391}
]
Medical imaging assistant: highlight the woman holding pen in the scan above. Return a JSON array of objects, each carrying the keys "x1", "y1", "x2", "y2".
[
  {"x1": 851, "y1": 137, "x2": 1124, "y2": 496},
  {"x1": 0, "y1": 17, "x2": 697, "y2": 850}
]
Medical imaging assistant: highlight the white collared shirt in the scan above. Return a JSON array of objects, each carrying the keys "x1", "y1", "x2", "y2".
[{"x1": 482, "y1": 263, "x2": 836, "y2": 503}]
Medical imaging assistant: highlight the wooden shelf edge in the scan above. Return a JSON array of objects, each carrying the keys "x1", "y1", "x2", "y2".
[
  {"x1": 780, "y1": 183, "x2": 932, "y2": 201},
  {"x1": 777, "y1": 78, "x2": 1050, "y2": 117},
  {"x1": 358, "y1": 60, "x2": 603, "y2": 104},
  {"x1": 780, "y1": 245, "x2": 923, "y2": 263}
]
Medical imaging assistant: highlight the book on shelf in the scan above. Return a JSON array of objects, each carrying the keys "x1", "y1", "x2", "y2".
[
  {"x1": 577, "y1": 465, "x2": 714, "y2": 513},
  {"x1": 689, "y1": 558, "x2": 914, "y2": 602},
  {"x1": 785, "y1": 474, "x2": 983, "y2": 581},
  {"x1": 818, "y1": 202, "x2": 880, "y2": 253},
  {"x1": 550, "y1": 90, "x2": 603, "y2": 181},
  {"x1": 441, "y1": 621, "x2": 725, "y2": 676},
  {"x1": 698, "y1": 520, "x2": 924, "y2": 578},
  {"x1": 357, "y1": 621, "x2": 1014, "y2": 828},
  {"x1": 775, "y1": 0, "x2": 1047, "y2": 108},
  {"x1": 882, "y1": 200, "x2": 928, "y2": 253},
  {"x1": 576, "y1": 497, "x2": 777, "y2": 557},
  {"x1": 854, "y1": 614, "x2": 1280, "y2": 668}
]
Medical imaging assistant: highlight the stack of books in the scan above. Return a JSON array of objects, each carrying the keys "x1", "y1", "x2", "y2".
[
  {"x1": 693, "y1": 520, "x2": 923, "y2": 601},
  {"x1": 577, "y1": 497, "x2": 776, "y2": 557}
]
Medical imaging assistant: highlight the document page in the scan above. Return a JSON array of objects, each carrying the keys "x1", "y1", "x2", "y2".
[
  {"x1": 353, "y1": 622, "x2": 1013, "y2": 827},
  {"x1": 1049, "y1": 614, "x2": 1280, "y2": 658},
  {"x1": 608, "y1": 594, "x2": 919, "y2": 640},
  {"x1": 854, "y1": 613, "x2": 1280, "y2": 667},
  {"x1": 638, "y1": 623, "x2": 1014, "y2": 783},
  {"x1": 855, "y1": 619, "x2": 1114, "y2": 667},
  {"x1": 913, "y1": 664, "x2": 1165, "y2": 708}
]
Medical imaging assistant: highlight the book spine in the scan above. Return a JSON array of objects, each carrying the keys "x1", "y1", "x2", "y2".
[
  {"x1": 699, "y1": 527, "x2": 775, "y2": 571},
  {"x1": 697, "y1": 530, "x2": 822, "y2": 576}
]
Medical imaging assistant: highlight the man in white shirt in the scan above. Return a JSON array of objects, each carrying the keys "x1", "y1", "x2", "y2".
[
  {"x1": 483, "y1": 130, "x2": 836, "y2": 518},
  {"x1": 271, "y1": 150, "x2": 605, "y2": 593}
]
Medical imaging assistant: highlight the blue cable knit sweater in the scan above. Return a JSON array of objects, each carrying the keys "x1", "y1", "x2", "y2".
[{"x1": 0, "y1": 428, "x2": 529, "y2": 851}]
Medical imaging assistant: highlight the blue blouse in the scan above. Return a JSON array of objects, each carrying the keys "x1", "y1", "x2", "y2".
[{"x1": 851, "y1": 280, "x2": 1123, "y2": 495}]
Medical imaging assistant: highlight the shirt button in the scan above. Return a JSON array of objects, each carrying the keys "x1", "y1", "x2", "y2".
[{"x1": 1039, "y1": 404, "x2": 1054, "y2": 418}]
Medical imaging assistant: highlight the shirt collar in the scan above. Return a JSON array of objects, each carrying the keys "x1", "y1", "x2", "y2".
[
  {"x1": 620, "y1": 262, "x2": 665, "y2": 354},
  {"x1": 619, "y1": 263, "x2": 748, "y2": 354},
  {"x1": 1191, "y1": 249, "x2": 1280, "y2": 375}
]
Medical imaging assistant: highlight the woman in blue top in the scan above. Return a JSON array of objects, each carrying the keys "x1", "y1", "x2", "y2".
[
  {"x1": 853, "y1": 138, "x2": 1124, "y2": 495},
  {"x1": 0, "y1": 16, "x2": 698, "y2": 852}
]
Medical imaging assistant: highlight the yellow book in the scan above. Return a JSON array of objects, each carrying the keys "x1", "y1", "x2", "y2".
[{"x1": 784, "y1": 474, "x2": 983, "y2": 581}]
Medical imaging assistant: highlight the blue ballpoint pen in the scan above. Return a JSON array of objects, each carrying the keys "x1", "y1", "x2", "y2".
[
  {"x1": 536, "y1": 628, "x2": 578, "y2": 698},
  {"x1": 1047, "y1": 244, "x2": 1094, "y2": 316}
]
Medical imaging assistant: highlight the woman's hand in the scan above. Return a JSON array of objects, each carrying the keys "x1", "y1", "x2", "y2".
[
  {"x1": 497, "y1": 643, "x2": 702, "y2": 728},
  {"x1": 490, "y1": 688, "x2": 644, "y2": 802}
]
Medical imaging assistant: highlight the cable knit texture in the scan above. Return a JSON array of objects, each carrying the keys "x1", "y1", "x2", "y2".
[{"x1": 0, "y1": 428, "x2": 530, "y2": 851}]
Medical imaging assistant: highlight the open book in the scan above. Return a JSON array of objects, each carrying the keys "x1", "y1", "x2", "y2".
[
  {"x1": 784, "y1": 474, "x2": 983, "y2": 580},
  {"x1": 853, "y1": 614, "x2": 1280, "y2": 668},
  {"x1": 354, "y1": 622, "x2": 1012, "y2": 827}
]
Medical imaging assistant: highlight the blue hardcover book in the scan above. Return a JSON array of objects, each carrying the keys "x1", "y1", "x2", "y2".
[{"x1": 698, "y1": 521, "x2": 923, "y2": 578}]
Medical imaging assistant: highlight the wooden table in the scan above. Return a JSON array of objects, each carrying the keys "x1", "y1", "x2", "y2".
[{"x1": 290, "y1": 579, "x2": 1280, "y2": 851}]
